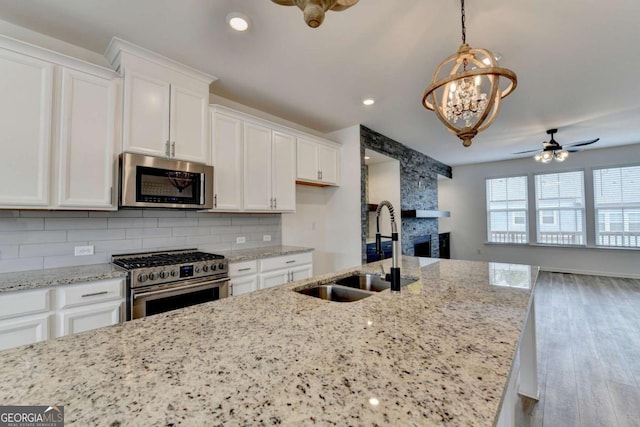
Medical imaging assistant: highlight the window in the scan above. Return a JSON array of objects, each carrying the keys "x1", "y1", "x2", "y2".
[
  {"x1": 594, "y1": 166, "x2": 640, "y2": 248},
  {"x1": 534, "y1": 171, "x2": 585, "y2": 245},
  {"x1": 486, "y1": 176, "x2": 528, "y2": 243}
]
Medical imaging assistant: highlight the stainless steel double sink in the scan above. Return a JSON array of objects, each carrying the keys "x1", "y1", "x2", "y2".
[{"x1": 295, "y1": 273, "x2": 415, "y2": 302}]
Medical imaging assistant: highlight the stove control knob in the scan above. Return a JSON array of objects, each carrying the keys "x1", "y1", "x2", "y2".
[
  {"x1": 218, "y1": 263, "x2": 225, "y2": 270},
  {"x1": 211, "y1": 264, "x2": 217, "y2": 271},
  {"x1": 159, "y1": 271, "x2": 167, "y2": 279},
  {"x1": 195, "y1": 266, "x2": 201, "y2": 273},
  {"x1": 170, "y1": 270, "x2": 177, "y2": 277},
  {"x1": 202, "y1": 265, "x2": 209, "y2": 272},
  {"x1": 148, "y1": 272, "x2": 156, "y2": 281},
  {"x1": 138, "y1": 273, "x2": 148, "y2": 283}
]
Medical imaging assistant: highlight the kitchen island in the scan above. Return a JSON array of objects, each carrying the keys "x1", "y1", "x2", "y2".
[{"x1": 0, "y1": 257, "x2": 538, "y2": 426}]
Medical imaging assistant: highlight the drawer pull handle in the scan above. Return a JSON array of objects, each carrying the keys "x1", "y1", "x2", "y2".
[
  {"x1": 285, "y1": 260, "x2": 296, "y2": 264},
  {"x1": 81, "y1": 291, "x2": 109, "y2": 298},
  {"x1": 238, "y1": 267, "x2": 252, "y2": 272}
]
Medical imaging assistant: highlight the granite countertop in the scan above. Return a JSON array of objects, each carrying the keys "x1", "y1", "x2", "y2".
[
  {"x1": 0, "y1": 246, "x2": 312, "y2": 294},
  {"x1": 218, "y1": 245, "x2": 313, "y2": 263},
  {"x1": 0, "y1": 257, "x2": 537, "y2": 426},
  {"x1": 0, "y1": 264, "x2": 127, "y2": 294}
]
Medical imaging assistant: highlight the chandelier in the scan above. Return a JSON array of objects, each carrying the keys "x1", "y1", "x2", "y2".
[
  {"x1": 422, "y1": 0, "x2": 517, "y2": 147},
  {"x1": 271, "y1": 0, "x2": 359, "y2": 28}
]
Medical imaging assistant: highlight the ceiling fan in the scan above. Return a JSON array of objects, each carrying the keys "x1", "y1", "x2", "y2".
[{"x1": 514, "y1": 129, "x2": 599, "y2": 163}]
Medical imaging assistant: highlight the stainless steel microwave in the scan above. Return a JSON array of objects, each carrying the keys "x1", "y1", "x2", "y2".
[{"x1": 119, "y1": 153, "x2": 213, "y2": 209}]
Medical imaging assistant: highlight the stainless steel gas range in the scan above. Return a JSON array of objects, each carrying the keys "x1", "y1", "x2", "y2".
[{"x1": 112, "y1": 249, "x2": 229, "y2": 320}]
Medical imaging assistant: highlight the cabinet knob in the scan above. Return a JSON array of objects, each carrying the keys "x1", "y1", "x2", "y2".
[{"x1": 165, "y1": 140, "x2": 171, "y2": 158}]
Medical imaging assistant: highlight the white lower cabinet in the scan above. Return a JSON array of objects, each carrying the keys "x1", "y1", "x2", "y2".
[
  {"x1": 0, "y1": 313, "x2": 52, "y2": 351},
  {"x1": 56, "y1": 301, "x2": 122, "y2": 337},
  {"x1": 54, "y1": 278, "x2": 124, "y2": 338},
  {"x1": 0, "y1": 278, "x2": 124, "y2": 351},
  {"x1": 228, "y1": 260, "x2": 258, "y2": 296},
  {"x1": 258, "y1": 252, "x2": 313, "y2": 290},
  {"x1": 0, "y1": 288, "x2": 53, "y2": 351}
]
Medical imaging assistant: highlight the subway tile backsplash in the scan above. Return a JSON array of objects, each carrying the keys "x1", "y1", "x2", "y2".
[{"x1": 0, "y1": 209, "x2": 282, "y2": 273}]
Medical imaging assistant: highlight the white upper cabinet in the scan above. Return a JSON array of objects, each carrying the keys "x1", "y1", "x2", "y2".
[
  {"x1": 0, "y1": 47, "x2": 54, "y2": 207},
  {"x1": 244, "y1": 122, "x2": 273, "y2": 210},
  {"x1": 271, "y1": 131, "x2": 296, "y2": 211},
  {"x1": 0, "y1": 35, "x2": 119, "y2": 210},
  {"x1": 296, "y1": 136, "x2": 340, "y2": 186},
  {"x1": 210, "y1": 105, "x2": 296, "y2": 213},
  {"x1": 56, "y1": 68, "x2": 119, "y2": 208},
  {"x1": 121, "y1": 70, "x2": 171, "y2": 158},
  {"x1": 210, "y1": 109, "x2": 243, "y2": 211},
  {"x1": 105, "y1": 38, "x2": 215, "y2": 164}
]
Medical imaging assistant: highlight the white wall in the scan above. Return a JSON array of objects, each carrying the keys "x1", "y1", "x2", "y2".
[
  {"x1": 440, "y1": 143, "x2": 640, "y2": 278},
  {"x1": 283, "y1": 125, "x2": 362, "y2": 275},
  {"x1": 367, "y1": 160, "x2": 401, "y2": 243},
  {"x1": 0, "y1": 19, "x2": 109, "y2": 66}
]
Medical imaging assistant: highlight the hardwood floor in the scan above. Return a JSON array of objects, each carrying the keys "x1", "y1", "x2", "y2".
[{"x1": 518, "y1": 272, "x2": 640, "y2": 427}]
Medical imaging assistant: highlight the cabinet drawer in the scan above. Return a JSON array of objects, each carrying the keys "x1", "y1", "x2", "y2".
[
  {"x1": 259, "y1": 252, "x2": 312, "y2": 273},
  {"x1": 228, "y1": 260, "x2": 258, "y2": 277},
  {"x1": 56, "y1": 278, "x2": 123, "y2": 309},
  {"x1": 0, "y1": 289, "x2": 51, "y2": 321}
]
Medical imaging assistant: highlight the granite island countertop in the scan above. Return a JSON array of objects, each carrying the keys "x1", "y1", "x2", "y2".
[{"x1": 0, "y1": 257, "x2": 538, "y2": 426}]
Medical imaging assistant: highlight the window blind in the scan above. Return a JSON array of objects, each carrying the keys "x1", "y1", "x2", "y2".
[
  {"x1": 534, "y1": 171, "x2": 585, "y2": 245},
  {"x1": 486, "y1": 176, "x2": 528, "y2": 243},
  {"x1": 594, "y1": 166, "x2": 640, "y2": 247}
]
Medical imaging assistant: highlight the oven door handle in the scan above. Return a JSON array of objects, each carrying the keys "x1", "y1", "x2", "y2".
[{"x1": 133, "y1": 277, "x2": 229, "y2": 300}]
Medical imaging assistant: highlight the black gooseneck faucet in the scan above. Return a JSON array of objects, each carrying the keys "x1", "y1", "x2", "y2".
[{"x1": 375, "y1": 200, "x2": 401, "y2": 293}]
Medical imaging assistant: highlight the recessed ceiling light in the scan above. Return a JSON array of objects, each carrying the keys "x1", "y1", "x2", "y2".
[
  {"x1": 362, "y1": 98, "x2": 375, "y2": 106},
  {"x1": 226, "y1": 12, "x2": 250, "y2": 32},
  {"x1": 364, "y1": 156, "x2": 371, "y2": 160}
]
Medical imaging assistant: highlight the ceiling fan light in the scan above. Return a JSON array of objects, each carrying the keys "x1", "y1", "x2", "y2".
[
  {"x1": 555, "y1": 149, "x2": 569, "y2": 162},
  {"x1": 534, "y1": 152, "x2": 543, "y2": 162},
  {"x1": 541, "y1": 151, "x2": 553, "y2": 163}
]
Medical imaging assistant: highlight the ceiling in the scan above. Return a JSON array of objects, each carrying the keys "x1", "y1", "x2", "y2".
[{"x1": 1, "y1": 0, "x2": 639, "y2": 166}]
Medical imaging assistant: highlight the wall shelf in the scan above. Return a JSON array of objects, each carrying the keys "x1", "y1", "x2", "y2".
[{"x1": 367, "y1": 204, "x2": 450, "y2": 218}]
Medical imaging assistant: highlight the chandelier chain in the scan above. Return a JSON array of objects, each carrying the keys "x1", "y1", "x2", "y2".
[{"x1": 460, "y1": 0, "x2": 466, "y2": 44}]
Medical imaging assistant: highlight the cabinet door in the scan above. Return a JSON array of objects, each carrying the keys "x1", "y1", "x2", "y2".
[
  {"x1": 271, "y1": 131, "x2": 296, "y2": 211},
  {"x1": 211, "y1": 111, "x2": 243, "y2": 210},
  {"x1": 244, "y1": 122, "x2": 272, "y2": 210},
  {"x1": 0, "y1": 49, "x2": 53, "y2": 207},
  {"x1": 122, "y1": 69, "x2": 171, "y2": 157},
  {"x1": 57, "y1": 68, "x2": 118, "y2": 209},
  {"x1": 290, "y1": 264, "x2": 313, "y2": 282},
  {"x1": 230, "y1": 275, "x2": 258, "y2": 296},
  {"x1": 296, "y1": 137, "x2": 318, "y2": 182},
  {"x1": 56, "y1": 300, "x2": 121, "y2": 338},
  {"x1": 170, "y1": 83, "x2": 209, "y2": 162},
  {"x1": 0, "y1": 313, "x2": 51, "y2": 351},
  {"x1": 259, "y1": 269, "x2": 289, "y2": 289},
  {"x1": 318, "y1": 144, "x2": 338, "y2": 185}
]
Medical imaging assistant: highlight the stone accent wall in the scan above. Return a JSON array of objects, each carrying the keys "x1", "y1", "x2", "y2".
[{"x1": 360, "y1": 125, "x2": 452, "y2": 261}]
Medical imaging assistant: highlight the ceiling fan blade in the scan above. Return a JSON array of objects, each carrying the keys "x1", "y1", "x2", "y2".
[
  {"x1": 513, "y1": 148, "x2": 541, "y2": 154},
  {"x1": 565, "y1": 138, "x2": 600, "y2": 148},
  {"x1": 567, "y1": 149, "x2": 582, "y2": 153}
]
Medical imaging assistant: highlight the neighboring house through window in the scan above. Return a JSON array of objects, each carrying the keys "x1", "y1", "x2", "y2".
[
  {"x1": 486, "y1": 176, "x2": 528, "y2": 244},
  {"x1": 534, "y1": 171, "x2": 585, "y2": 245},
  {"x1": 594, "y1": 165, "x2": 640, "y2": 248}
]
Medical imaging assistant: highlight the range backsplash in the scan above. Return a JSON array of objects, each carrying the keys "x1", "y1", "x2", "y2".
[{"x1": 0, "y1": 209, "x2": 281, "y2": 273}]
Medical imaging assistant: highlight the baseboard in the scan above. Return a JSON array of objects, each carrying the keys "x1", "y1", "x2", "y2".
[{"x1": 540, "y1": 266, "x2": 640, "y2": 279}]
